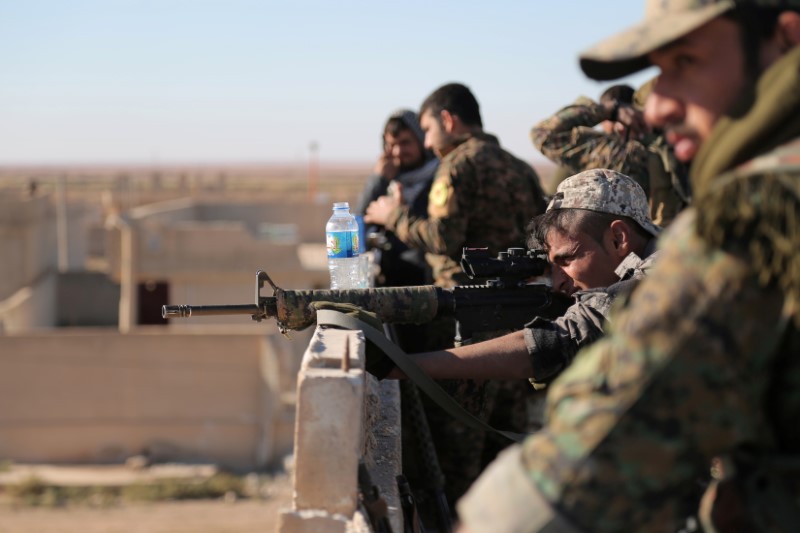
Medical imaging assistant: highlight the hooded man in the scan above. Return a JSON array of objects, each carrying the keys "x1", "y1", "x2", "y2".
[{"x1": 355, "y1": 109, "x2": 439, "y2": 288}]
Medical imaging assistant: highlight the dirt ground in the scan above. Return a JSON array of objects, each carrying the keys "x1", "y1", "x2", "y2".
[{"x1": 0, "y1": 473, "x2": 292, "y2": 533}]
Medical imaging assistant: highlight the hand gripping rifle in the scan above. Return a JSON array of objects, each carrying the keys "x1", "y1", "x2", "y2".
[{"x1": 162, "y1": 247, "x2": 572, "y2": 343}]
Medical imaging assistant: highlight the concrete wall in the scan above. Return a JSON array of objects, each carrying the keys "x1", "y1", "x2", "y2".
[
  {"x1": 279, "y1": 327, "x2": 402, "y2": 533},
  {"x1": 0, "y1": 191, "x2": 107, "y2": 331},
  {"x1": 0, "y1": 328, "x2": 297, "y2": 471},
  {"x1": 56, "y1": 271, "x2": 120, "y2": 327},
  {"x1": 0, "y1": 194, "x2": 57, "y2": 301},
  {"x1": 0, "y1": 270, "x2": 57, "y2": 334},
  {"x1": 106, "y1": 198, "x2": 331, "y2": 286},
  {"x1": 99, "y1": 197, "x2": 333, "y2": 330}
]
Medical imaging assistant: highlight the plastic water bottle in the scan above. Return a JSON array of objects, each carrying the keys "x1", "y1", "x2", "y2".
[{"x1": 325, "y1": 202, "x2": 366, "y2": 289}]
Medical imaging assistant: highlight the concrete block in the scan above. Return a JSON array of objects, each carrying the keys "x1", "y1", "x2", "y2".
[
  {"x1": 292, "y1": 329, "x2": 365, "y2": 516},
  {"x1": 277, "y1": 510, "x2": 348, "y2": 533},
  {"x1": 293, "y1": 367, "x2": 364, "y2": 515}
]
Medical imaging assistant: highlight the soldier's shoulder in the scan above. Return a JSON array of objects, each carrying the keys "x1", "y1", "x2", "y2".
[
  {"x1": 733, "y1": 137, "x2": 800, "y2": 176},
  {"x1": 441, "y1": 136, "x2": 493, "y2": 171}
]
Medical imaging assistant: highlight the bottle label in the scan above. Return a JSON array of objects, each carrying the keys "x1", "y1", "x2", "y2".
[{"x1": 326, "y1": 231, "x2": 359, "y2": 258}]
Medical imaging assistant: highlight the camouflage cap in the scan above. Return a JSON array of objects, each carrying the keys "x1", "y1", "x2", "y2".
[
  {"x1": 579, "y1": 0, "x2": 743, "y2": 80},
  {"x1": 547, "y1": 169, "x2": 661, "y2": 236}
]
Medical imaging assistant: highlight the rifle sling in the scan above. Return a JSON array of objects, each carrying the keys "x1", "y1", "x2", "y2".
[{"x1": 316, "y1": 309, "x2": 527, "y2": 443}]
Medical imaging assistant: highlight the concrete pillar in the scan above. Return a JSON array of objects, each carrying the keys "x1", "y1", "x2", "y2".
[
  {"x1": 108, "y1": 215, "x2": 138, "y2": 334},
  {"x1": 277, "y1": 511, "x2": 349, "y2": 533},
  {"x1": 55, "y1": 175, "x2": 69, "y2": 273},
  {"x1": 292, "y1": 330, "x2": 364, "y2": 516},
  {"x1": 278, "y1": 326, "x2": 402, "y2": 533}
]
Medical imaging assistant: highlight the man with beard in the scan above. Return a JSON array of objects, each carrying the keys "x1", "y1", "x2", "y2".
[
  {"x1": 365, "y1": 83, "x2": 546, "y2": 288},
  {"x1": 364, "y1": 82, "x2": 548, "y2": 519},
  {"x1": 457, "y1": 1, "x2": 800, "y2": 532},
  {"x1": 355, "y1": 109, "x2": 438, "y2": 289}
]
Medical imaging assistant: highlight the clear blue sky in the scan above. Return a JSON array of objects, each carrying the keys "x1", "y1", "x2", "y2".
[{"x1": 0, "y1": 0, "x2": 655, "y2": 165}]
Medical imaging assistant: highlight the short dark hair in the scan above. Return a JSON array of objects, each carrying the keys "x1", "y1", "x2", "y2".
[
  {"x1": 599, "y1": 84, "x2": 635, "y2": 106},
  {"x1": 526, "y1": 209, "x2": 650, "y2": 250},
  {"x1": 420, "y1": 83, "x2": 483, "y2": 128}
]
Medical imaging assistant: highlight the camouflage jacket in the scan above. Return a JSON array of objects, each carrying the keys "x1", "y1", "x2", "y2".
[
  {"x1": 523, "y1": 242, "x2": 658, "y2": 387},
  {"x1": 458, "y1": 48, "x2": 800, "y2": 533},
  {"x1": 386, "y1": 132, "x2": 546, "y2": 287},
  {"x1": 531, "y1": 97, "x2": 690, "y2": 227}
]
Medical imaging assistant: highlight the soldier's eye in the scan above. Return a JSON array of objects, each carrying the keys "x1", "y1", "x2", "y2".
[{"x1": 674, "y1": 54, "x2": 696, "y2": 69}]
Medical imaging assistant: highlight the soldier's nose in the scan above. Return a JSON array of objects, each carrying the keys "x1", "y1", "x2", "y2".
[
  {"x1": 551, "y1": 266, "x2": 570, "y2": 295},
  {"x1": 645, "y1": 84, "x2": 683, "y2": 129}
]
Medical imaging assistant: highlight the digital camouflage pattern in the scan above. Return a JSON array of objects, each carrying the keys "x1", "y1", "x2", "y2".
[
  {"x1": 386, "y1": 132, "x2": 546, "y2": 288},
  {"x1": 458, "y1": 27, "x2": 800, "y2": 533},
  {"x1": 548, "y1": 169, "x2": 661, "y2": 236},
  {"x1": 531, "y1": 98, "x2": 689, "y2": 227}
]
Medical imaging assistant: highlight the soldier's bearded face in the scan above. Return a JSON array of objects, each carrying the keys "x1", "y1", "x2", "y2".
[
  {"x1": 384, "y1": 130, "x2": 424, "y2": 171},
  {"x1": 420, "y1": 110, "x2": 456, "y2": 159},
  {"x1": 545, "y1": 228, "x2": 624, "y2": 297},
  {"x1": 645, "y1": 17, "x2": 748, "y2": 163}
]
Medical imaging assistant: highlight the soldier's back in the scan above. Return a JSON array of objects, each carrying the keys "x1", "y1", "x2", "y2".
[{"x1": 431, "y1": 133, "x2": 546, "y2": 286}]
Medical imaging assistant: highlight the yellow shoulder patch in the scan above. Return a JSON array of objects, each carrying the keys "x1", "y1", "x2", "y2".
[
  {"x1": 428, "y1": 178, "x2": 457, "y2": 219},
  {"x1": 430, "y1": 179, "x2": 450, "y2": 207}
]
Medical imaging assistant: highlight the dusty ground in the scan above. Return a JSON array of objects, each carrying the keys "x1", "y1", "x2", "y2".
[{"x1": 0, "y1": 472, "x2": 292, "y2": 533}]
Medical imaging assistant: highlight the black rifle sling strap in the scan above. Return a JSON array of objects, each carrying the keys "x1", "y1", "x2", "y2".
[{"x1": 316, "y1": 309, "x2": 527, "y2": 443}]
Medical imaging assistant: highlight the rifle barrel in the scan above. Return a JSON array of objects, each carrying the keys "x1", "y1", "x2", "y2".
[{"x1": 162, "y1": 304, "x2": 261, "y2": 319}]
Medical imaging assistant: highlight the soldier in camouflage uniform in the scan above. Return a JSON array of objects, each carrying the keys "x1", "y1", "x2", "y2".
[
  {"x1": 365, "y1": 82, "x2": 548, "y2": 516},
  {"x1": 531, "y1": 81, "x2": 691, "y2": 227},
  {"x1": 366, "y1": 83, "x2": 546, "y2": 288},
  {"x1": 534, "y1": 85, "x2": 636, "y2": 196},
  {"x1": 386, "y1": 169, "x2": 660, "y2": 390},
  {"x1": 458, "y1": 1, "x2": 800, "y2": 532}
]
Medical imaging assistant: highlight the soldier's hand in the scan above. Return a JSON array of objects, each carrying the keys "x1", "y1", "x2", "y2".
[
  {"x1": 373, "y1": 153, "x2": 398, "y2": 182},
  {"x1": 387, "y1": 180, "x2": 404, "y2": 203},
  {"x1": 616, "y1": 104, "x2": 649, "y2": 140},
  {"x1": 363, "y1": 195, "x2": 400, "y2": 226}
]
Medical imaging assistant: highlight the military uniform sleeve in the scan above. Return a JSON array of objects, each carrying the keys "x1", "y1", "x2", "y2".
[
  {"x1": 523, "y1": 290, "x2": 612, "y2": 386},
  {"x1": 515, "y1": 211, "x2": 789, "y2": 532},
  {"x1": 530, "y1": 98, "x2": 649, "y2": 180},
  {"x1": 385, "y1": 155, "x2": 471, "y2": 258},
  {"x1": 457, "y1": 445, "x2": 583, "y2": 533}
]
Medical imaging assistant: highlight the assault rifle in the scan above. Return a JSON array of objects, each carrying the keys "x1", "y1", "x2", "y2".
[{"x1": 162, "y1": 247, "x2": 572, "y2": 344}]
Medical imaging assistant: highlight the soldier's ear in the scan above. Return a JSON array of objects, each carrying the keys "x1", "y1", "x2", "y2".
[
  {"x1": 777, "y1": 11, "x2": 800, "y2": 50},
  {"x1": 441, "y1": 110, "x2": 456, "y2": 133},
  {"x1": 608, "y1": 220, "x2": 631, "y2": 257}
]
